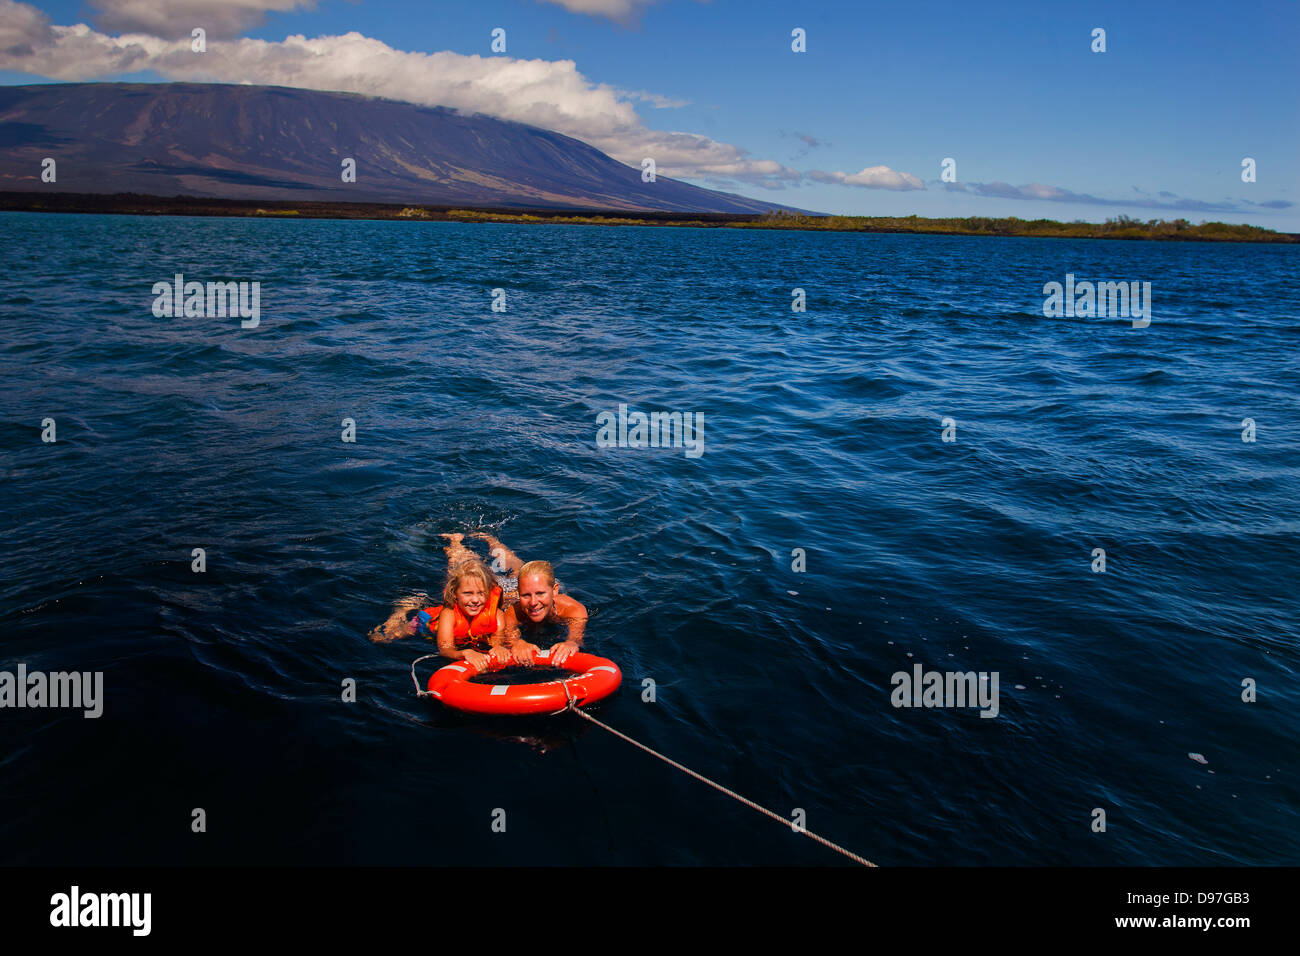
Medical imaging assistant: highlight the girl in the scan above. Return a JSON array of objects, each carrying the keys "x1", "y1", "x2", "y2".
[
  {"x1": 368, "y1": 533, "x2": 510, "y2": 672},
  {"x1": 408, "y1": 554, "x2": 510, "y2": 672}
]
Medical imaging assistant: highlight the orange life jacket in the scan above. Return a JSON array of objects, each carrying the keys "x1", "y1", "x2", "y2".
[{"x1": 417, "y1": 586, "x2": 502, "y2": 648}]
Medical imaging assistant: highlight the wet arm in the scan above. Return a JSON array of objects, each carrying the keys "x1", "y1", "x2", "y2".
[
  {"x1": 436, "y1": 611, "x2": 476, "y2": 662},
  {"x1": 486, "y1": 611, "x2": 511, "y2": 663},
  {"x1": 502, "y1": 607, "x2": 540, "y2": 662}
]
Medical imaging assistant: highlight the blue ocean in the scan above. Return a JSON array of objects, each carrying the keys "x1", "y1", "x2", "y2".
[{"x1": 1, "y1": 212, "x2": 1296, "y2": 865}]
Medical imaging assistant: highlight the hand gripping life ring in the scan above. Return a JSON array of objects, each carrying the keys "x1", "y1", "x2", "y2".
[{"x1": 425, "y1": 651, "x2": 622, "y2": 716}]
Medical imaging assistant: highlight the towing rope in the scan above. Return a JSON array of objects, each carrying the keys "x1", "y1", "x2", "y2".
[
  {"x1": 412, "y1": 654, "x2": 876, "y2": 866},
  {"x1": 565, "y1": 699, "x2": 876, "y2": 867}
]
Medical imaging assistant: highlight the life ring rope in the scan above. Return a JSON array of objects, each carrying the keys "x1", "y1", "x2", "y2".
[
  {"x1": 406, "y1": 651, "x2": 873, "y2": 865},
  {"x1": 410, "y1": 654, "x2": 442, "y2": 698},
  {"x1": 564, "y1": 703, "x2": 877, "y2": 867}
]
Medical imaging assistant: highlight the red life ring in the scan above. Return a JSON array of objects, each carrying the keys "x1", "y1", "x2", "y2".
[{"x1": 426, "y1": 651, "x2": 622, "y2": 716}]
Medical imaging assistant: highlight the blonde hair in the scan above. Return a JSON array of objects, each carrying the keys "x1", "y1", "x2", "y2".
[
  {"x1": 517, "y1": 560, "x2": 555, "y2": 587},
  {"x1": 443, "y1": 559, "x2": 496, "y2": 609}
]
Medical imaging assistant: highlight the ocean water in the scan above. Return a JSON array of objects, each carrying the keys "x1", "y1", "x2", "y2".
[{"x1": 1, "y1": 212, "x2": 1297, "y2": 866}]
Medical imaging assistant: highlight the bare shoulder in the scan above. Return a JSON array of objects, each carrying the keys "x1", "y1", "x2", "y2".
[{"x1": 556, "y1": 593, "x2": 588, "y2": 618}]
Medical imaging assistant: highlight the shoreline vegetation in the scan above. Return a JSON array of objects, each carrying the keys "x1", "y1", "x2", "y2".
[{"x1": 1, "y1": 192, "x2": 1294, "y2": 243}]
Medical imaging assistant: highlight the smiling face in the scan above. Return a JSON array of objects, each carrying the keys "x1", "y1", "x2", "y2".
[
  {"x1": 517, "y1": 572, "x2": 557, "y2": 624},
  {"x1": 456, "y1": 577, "x2": 487, "y2": 617}
]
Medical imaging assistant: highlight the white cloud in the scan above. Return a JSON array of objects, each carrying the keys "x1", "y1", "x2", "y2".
[
  {"x1": 90, "y1": 0, "x2": 316, "y2": 41},
  {"x1": 536, "y1": 0, "x2": 714, "y2": 28},
  {"x1": 1018, "y1": 182, "x2": 1068, "y2": 200},
  {"x1": 0, "y1": 0, "x2": 800, "y2": 187},
  {"x1": 0, "y1": 0, "x2": 53, "y2": 56},
  {"x1": 807, "y1": 165, "x2": 925, "y2": 191},
  {"x1": 537, "y1": 0, "x2": 661, "y2": 26},
  {"x1": 618, "y1": 88, "x2": 690, "y2": 108}
]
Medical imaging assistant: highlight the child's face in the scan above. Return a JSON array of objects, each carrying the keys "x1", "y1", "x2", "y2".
[{"x1": 456, "y1": 578, "x2": 488, "y2": 617}]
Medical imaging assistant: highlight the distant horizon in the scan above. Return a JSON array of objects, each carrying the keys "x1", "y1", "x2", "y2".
[{"x1": 2, "y1": 0, "x2": 1295, "y2": 229}]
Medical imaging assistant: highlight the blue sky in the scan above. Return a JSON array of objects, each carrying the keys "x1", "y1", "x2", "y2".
[{"x1": 3, "y1": 0, "x2": 1297, "y2": 228}]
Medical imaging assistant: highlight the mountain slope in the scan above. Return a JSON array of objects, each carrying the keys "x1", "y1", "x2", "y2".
[{"x1": 0, "y1": 82, "x2": 812, "y2": 214}]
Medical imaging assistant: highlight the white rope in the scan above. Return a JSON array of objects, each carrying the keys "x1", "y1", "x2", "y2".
[
  {"x1": 566, "y1": 701, "x2": 877, "y2": 867},
  {"x1": 413, "y1": 655, "x2": 876, "y2": 866},
  {"x1": 411, "y1": 654, "x2": 442, "y2": 697}
]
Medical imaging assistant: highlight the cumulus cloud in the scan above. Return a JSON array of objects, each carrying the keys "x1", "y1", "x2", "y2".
[
  {"x1": 0, "y1": 0, "x2": 52, "y2": 56},
  {"x1": 90, "y1": 0, "x2": 315, "y2": 41},
  {"x1": 0, "y1": 0, "x2": 796, "y2": 186},
  {"x1": 807, "y1": 165, "x2": 925, "y2": 191}
]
